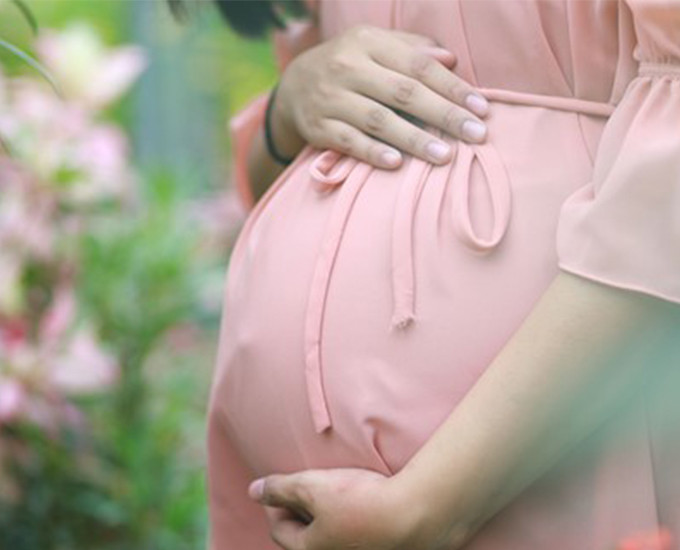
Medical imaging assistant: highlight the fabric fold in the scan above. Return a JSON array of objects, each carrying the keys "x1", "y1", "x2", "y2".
[
  {"x1": 557, "y1": 72, "x2": 680, "y2": 305},
  {"x1": 301, "y1": 87, "x2": 618, "y2": 434}
]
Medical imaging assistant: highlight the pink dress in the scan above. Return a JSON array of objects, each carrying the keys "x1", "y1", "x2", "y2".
[{"x1": 209, "y1": 1, "x2": 680, "y2": 548}]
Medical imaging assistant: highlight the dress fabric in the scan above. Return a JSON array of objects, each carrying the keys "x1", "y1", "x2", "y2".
[{"x1": 210, "y1": 1, "x2": 680, "y2": 549}]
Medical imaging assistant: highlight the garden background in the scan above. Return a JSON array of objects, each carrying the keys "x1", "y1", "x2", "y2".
[{"x1": 0, "y1": 1, "x2": 278, "y2": 548}]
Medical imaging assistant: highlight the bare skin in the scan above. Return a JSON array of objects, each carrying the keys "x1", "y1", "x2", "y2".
[
  {"x1": 238, "y1": 15, "x2": 680, "y2": 550},
  {"x1": 248, "y1": 24, "x2": 489, "y2": 202},
  {"x1": 248, "y1": 272, "x2": 678, "y2": 550},
  {"x1": 273, "y1": 23, "x2": 489, "y2": 168}
]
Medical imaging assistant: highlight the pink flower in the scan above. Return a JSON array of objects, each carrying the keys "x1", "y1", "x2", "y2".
[
  {"x1": 0, "y1": 380, "x2": 26, "y2": 423},
  {"x1": 64, "y1": 124, "x2": 136, "y2": 206},
  {"x1": 48, "y1": 325, "x2": 119, "y2": 395},
  {"x1": 39, "y1": 284, "x2": 76, "y2": 345},
  {"x1": 0, "y1": 317, "x2": 27, "y2": 351},
  {"x1": 0, "y1": 176, "x2": 55, "y2": 261}
]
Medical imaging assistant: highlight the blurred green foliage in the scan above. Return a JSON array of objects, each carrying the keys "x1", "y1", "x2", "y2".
[
  {"x1": 0, "y1": 170, "x2": 212, "y2": 550},
  {"x1": 0, "y1": 1, "x2": 274, "y2": 548},
  {"x1": 0, "y1": 2, "x2": 288, "y2": 548}
]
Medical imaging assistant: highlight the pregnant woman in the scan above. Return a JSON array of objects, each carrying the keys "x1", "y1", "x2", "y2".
[{"x1": 178, "y1": 0, "x2": 680, "y2": 548}]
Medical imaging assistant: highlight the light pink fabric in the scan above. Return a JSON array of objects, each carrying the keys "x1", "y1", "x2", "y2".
[{"x1": 210, "y1": 1, "x2": 680, "y2": 549}]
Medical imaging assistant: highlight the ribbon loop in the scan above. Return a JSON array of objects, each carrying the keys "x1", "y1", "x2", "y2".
[
  {"x1": 299, "y1": 88, "x2": 615, "y2": 435},
  {"x1": 451, "y1": 141, "x2": 513, "y2": 253},
  {"x1": 309, "y1": 148, "x2": 358, "y2": 187}
]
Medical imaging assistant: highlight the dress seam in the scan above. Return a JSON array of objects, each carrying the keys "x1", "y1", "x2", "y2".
[
  {"x1": 575, "y1": 114, "x2": 595, "y2": 168},
  {"x1": 455, "y1": 0, "x2": 481, "y2": 87}
]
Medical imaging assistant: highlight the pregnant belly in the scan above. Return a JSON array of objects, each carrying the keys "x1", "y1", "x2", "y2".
[{"x1": 211, "y1": 96, "x2": 608, "y2": 479}]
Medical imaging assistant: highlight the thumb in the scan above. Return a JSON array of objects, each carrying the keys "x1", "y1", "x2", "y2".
[{"x1": 248, "y1": 473, "x2": 316, "y2": 513}]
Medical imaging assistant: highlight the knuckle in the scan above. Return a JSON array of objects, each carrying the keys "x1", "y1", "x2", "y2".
[
  {"x1": 351, "y1": 24, "x2": 374, "y2": 42},
  {"x1": 335, "y1": 129, "x2": 355, "y2": 154},
  {"x1": 296, "y1": 483, "x2": 316, "y2": 509},
  {"x1": 441, "y1": 105, "x2": 463, "y2": 134},
  {"x1": 327, "y1": 54, "x2": 353, "y2": 76},
  {"x1": 407, "y1": 130, "x2": 424, "y2": 152},
  {"x1": 365, "y1": 106, "x2": 390, "y2": 134},
  {"x1": 410, "y1": 51, "x2": 436, "y2": 79},
  {"x1": 392, "y1": 77, "x2": 418, "y2": 106},
  {"x1": 315, "y1": 81, "x2": 335, "y2": 103},
  {"x1": 447, "y1": 79, "x2": 469, "y2": 103}
]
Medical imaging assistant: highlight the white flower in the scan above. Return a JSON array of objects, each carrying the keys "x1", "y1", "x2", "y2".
[{"x1": 36, "y1": 22, "x2": 148, "y2": 110}]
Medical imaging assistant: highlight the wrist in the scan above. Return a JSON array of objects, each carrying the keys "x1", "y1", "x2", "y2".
[
  {"x1": 268, "y1": 82, "x2": 306, "y2": 159},
  {"x1": 390, "y1": 466, "x2": 476, "y2": 550}
]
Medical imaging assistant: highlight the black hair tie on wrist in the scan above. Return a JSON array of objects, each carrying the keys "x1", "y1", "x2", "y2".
[{"x1": 264, "y1": 83, "x2": 295, "y2": 166}]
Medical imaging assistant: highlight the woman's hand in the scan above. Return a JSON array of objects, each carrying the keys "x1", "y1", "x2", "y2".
[
  {"x1": 272, "y1": 24, "x2": 489, "y2": 170},
  {"x1": 248, "y1": 467, "x2": 466, "y2": 550}
]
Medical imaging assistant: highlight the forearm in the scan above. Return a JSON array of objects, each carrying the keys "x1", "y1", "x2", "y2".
[
  {"x1": 246, "y1": 90, "x2": 307, "y2": 203},
  {"x1": 395, "y1": 270, "x2": 677, "y2": 547}
]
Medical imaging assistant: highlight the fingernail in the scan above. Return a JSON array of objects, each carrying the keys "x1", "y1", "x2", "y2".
[
  {"x1": 434, "y1": 47, "x2": 456, "y2": 60},
  {"x1": 381, "y1": 149, "x2": 402, "y2": 167},
  {"x1": 248, "y1": 478, "x2": 265, "y2": 501},
  {"x1": 423, "y1": 46, "x2": 455, "y2": 59},
  {"x1": 462, "y1": 120, "x2": 487, "y2": 142},
  {"x1": 426, "y1": 140, "x2": 451, "y2": 162},
  {"x1": 465, "y1": 93, "x2": 489, "y2": 117}
]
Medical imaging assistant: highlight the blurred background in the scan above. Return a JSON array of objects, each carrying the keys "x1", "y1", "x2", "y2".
[{"x1": 0, "y1": 1, "x2": 278, "y2": 548}]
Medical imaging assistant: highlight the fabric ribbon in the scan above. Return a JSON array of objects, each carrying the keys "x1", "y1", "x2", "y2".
[{"x1": 301, "y1": 89, "x2": 616, "y2": 434}]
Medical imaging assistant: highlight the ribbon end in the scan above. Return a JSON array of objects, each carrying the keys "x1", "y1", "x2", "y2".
[
  {"x1": 313, "y1": 416, "x2": 332, "y2": 434},
  {"x1": 390, "y1": 312, "x2": 415, "y2": 331}
]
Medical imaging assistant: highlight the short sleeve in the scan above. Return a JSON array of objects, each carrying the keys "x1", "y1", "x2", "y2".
[
  {"x1": 556, "y1": 0, "x2": 680, "y2": 305},
  {"x1": 228, "y1": 0, "x2": 321, "y2": 211}
]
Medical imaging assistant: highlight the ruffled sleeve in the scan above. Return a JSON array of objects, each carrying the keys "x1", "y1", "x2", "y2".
[
  {"x1": 228, "y1": 0, "x2": 321, "y2": 211},
  {"x1": 556, "y1": 0, "x2": 680, "y2": 304}
]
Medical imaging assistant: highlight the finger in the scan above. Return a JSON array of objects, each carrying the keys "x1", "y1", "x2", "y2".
[
  {"x1": 307, "y1": 117, "x2": 405, "y2": 169},
  {"x1": 326, "y1": 90, "x2": 457, "y2": 165},
  {"x1": 263, "y1": 506, "x2": 314, "y2": 526},
  {"x1": 266, "y1": 500, "x2": 314, "y2": 526},
  {"x1": 366, "y1": 26, "x2": 440, "y2": 48},
  {"x1": 264, "y1": 505, "x2": 312, "y2": 527},
  {"x1": 350, "y1": 62, "x2": 487, "y2": 146},
  {"x1": 356, "y1": 27, "x2": 457, "y2": 67},
  {"x1": 265, "y1": 507, "x2": 310, "y2": 550},
  {"x1": 251, "y1": 474, "x2": 318, "y2": 514},
  {"x1": 419, "y1": 45, "x2": 458, "y2": 69},
  {"x1": 366, "y1": 38, "x2": 490, "y2": 119}
]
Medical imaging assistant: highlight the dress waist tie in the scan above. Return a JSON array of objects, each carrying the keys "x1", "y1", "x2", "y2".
[{"x1": 304, "y1": 89, "x2": 616, "y2": 434}]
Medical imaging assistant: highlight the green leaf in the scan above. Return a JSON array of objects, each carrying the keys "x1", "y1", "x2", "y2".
[
  {"x1": 0, "y1": 38, "x2": 62, "y2": 96},
  {"x1": 9, "y1": 0, "x2": 38, "y2": 35}
]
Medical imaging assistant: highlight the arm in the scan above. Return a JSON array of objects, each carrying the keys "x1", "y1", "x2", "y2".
[
  {"x1": 229, "y1": 3, "x2": 320, "y2": 210},
  {"x1": 247, "y1": 3, "x2": 680, "y2": 549},
  {"x1": 397, "y1": 4, "x2": 680, "y2": 542},
  {"x1": 248, "y1": 270, "x2": 678, "y2": 550},
  {"x1": 393, "y1": 270, "x2": 678, "y2": 547},
  {"x1": 231, "y1": 90, "x2": 306, "y2": 208}
]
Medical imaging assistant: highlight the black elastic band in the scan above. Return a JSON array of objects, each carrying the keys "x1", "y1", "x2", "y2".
[{"x1": 264, "y1": 83, "x2": 295, "y2": 165}]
